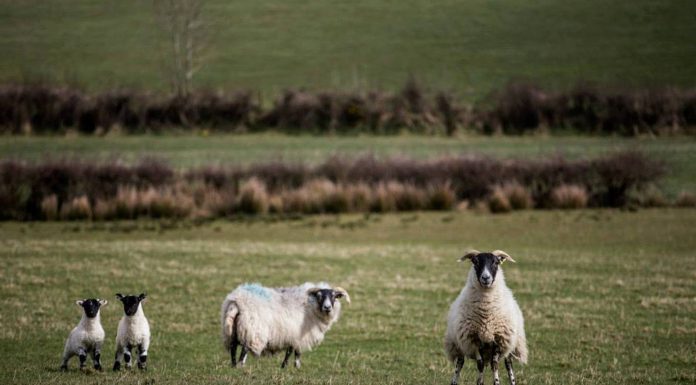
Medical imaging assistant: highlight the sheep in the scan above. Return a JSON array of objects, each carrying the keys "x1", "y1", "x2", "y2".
[
  {"x1": 112, "y1": 293, "x2": 150, "y2": 371},
  {"x1": 60, "y1": 298, "x2": 107, "y2": 371},
  {"x1": 444, "y1": 250, "x2": 527, "y2": 385},
  {"x1": 221, "y1": 282, "x2": 350, "y2": 369}
]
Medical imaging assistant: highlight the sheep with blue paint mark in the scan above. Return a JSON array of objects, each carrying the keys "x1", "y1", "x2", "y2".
[{"x1": 221, "y1": 282, "x2": 350, "y2": 368}]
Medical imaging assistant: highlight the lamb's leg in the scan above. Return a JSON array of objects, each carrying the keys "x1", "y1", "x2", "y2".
[
  {"x1": 491, "y1": 346, "x2": 501, "y2": 385},
  {"x1": 237, "y1": 346, "x2": 248, "y2": 368},
  {"x1": 293, "y1": 350, "x2": 301, "y2": 369},
  {"x1": 60, "y1": 351, "x2": 72, "y2": 371},
  {"x1": 92, "y1": 345, "x2": 103, "y2": 371},
  {"x1": 78, "y1": 347, "x2": 87, "y2": 371},
  {"x1": 137, "y1": 343, "x2": 148, "y2": 370},
  {"x1": 123, "y1": 344, "x2": 133, "y2": 369},
  {"x1": 112, "y1": 343, "x2": 123, "y2": 371},
  {"x1": 229, "y1": 339, "x2": 238, "y2": 367},
  {"x1": 281, "y1": 347, "x2": 293, "y2": 369},
  {"x1": 476, "y1": 349, "x2": 485, "y2": 385},
  {"x1": 450, "y1": 357, "x2": 464, "y2": 385},
  {"x1": 504, "y1": 357, "x2": 516, "y2": 385}
]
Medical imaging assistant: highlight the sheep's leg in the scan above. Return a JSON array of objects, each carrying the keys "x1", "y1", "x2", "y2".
[
  {"x1": 112, "y1": 343, "x2": 123, "y2": 371},
  {"x1": 281, "y1": 347, "x2": 293, "y2": 369},
  {"x1": 92, "y1": 346, "x2": 103, "y2": 371},
  {"x1": 450, "y1": 357, "x2": 464, "y2": 385},
  {"x1": 78, "y1": 347, "x2": 87, "y2": 371},
  {"x1": 237, "y1": 346, "x2": 248, "y2": 368},
  {"x1": 229, "y1": 339, "x2": 238, "y2": 367},
  {"x1": 123, "y1": 344, "x2": 133, "y2": 369},
  {"x1": 137, "y1": 343, "x2": 148, "y2": 370},
  {"x1": 60, "y1": 351, "x2": 72, "y2": 371},
  {"x1": 476, "y1": 349, "x2": 485, "y2": 385},
  {"x1": 293, "y1": 350, "x2": 301, "y2": 369},
  {"x1": 491, "y1": 346, "x2": 501, "y2": 385},
  {"x1": 504, "y1": 357, "x2": 516, "y2": 385}
]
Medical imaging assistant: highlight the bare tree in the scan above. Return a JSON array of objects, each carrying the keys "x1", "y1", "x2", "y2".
[{"x1": 153, "y1": 0, "x2": 208, "y2": 97}]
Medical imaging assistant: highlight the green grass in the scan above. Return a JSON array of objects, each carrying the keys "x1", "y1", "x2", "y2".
[
  {"x1": 0, "y1": 0, "x2": 695, "y2": 98},
  {"x1": 1, "y1": 134, "x2": 694, "y2": 195},
  {"x1": 0, "y1": 209, "x2": 695, "y2": 384}
]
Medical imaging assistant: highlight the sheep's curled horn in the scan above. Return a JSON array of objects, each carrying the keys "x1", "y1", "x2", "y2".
[
  {"x1": 458, "y1": 249, "x2": 516, "y2": 263},
  {"x1": 307, "y1": 286, "x2": 351, "y2": 304}
]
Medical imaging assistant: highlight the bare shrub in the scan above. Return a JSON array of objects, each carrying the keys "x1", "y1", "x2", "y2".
[
  {"x1": 549, "y1": 184, "x2": 588, "y2": 209},
  {"x1": 629, "y1": 185, "x2": 668, "y2": 208}
]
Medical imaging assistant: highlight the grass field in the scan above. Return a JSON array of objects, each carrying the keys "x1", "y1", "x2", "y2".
[
  {"x1": 1, "y1": 0, "x2": 695, "y2": 97},
  {"x1": 0, "y1": 209, "x2": 695, "y2": 384},
  {"x1": 1, "y1": 135, "x2": 694, "y2": 195}
]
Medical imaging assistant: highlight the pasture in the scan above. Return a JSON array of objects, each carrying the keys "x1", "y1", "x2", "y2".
[
  {"x1": 0, "y1": 209, "x2": 695, "y2": 384},
  {"x1": 1, "y1": 0, "x2": 695, "y2": 97}
]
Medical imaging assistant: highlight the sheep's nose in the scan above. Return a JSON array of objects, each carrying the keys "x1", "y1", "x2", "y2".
[{"x1": 322, "y1": 305, "x2": 332, "y2": 312}]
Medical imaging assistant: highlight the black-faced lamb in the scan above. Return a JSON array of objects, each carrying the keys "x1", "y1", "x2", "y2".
[
  {"x1": 221, "y1": 282, "x2": 350, "y2": 368},
  {"x1": 444, "y1": 250, "x2": 527, "y2": 385},
  {"x1": 112, "y1": 293, "x2": 150, "y2": 371},
  {"x1": 60, "y1": 298, "x2": 107, "y2": 371}
]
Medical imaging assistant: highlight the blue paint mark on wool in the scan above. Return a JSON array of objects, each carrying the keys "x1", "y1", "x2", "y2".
[{"x1": 241, "y1": 283, "x2": 271, "y2": 300}]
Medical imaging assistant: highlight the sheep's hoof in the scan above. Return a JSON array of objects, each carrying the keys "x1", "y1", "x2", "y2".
[
  {"x1": 476, "y1": 380, "x2": 484, "y2": 385},
  {"x1": 138, "y1": 363, "x2": 147, "y2": 371},
  {"x1": 94, "y1": 364, "x2": 103, "y2": 372},
  {"x1": 112, "y1": 362, "x2": 121, "y2": 371},
  {"x1": 60, "y1": 365, "x2": 68, "y2": 372}
]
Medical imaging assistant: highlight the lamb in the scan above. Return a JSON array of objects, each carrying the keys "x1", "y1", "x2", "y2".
[
  {"x1": 221, "y1": 282, "x2": 350, "y2": 369},
  {"x1": 112, "y1": 293, "x2": 150, "y2": 371},
  {"x1": 444, "y1": 250, "x2": 527, "y2": 385},
  {"x1": 60, "y1": 298, "x2": 107, "y2": 371}
]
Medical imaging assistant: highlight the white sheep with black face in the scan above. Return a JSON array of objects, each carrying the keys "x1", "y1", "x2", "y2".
[
  {"x1": 221, "y1": 282, "x2": 350, "y2": 369},
  {"x1": 444, "y1": 250, "x2": 528, "y2": 385},
  {"x1": 112, "y1": 293, "x2": 150, "y2": 371},
  {"x1": 60, "y1": 298, "x2": 107, "y2": 371}
]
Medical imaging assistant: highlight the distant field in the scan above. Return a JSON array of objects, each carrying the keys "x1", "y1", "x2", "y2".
[
  {"x1": 1, "y1": 135, "x2": 694, "y2": 195},
  {"x1": 0, "y1": 210, "x2": 694, "y2": 384},
  {"x1": 1, "y1": 0, "x2": 695, "y2": 98}
]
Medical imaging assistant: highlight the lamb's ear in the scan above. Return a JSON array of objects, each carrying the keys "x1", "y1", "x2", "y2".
[
  {"x1": 138, "y1": 293, "x2": 147, "y2": 302},
  {"x1": 333, "y1": 287, "x2": 351, "y2": 304},
  {"x1": 492, "y1": 250, "x2": 516, "y2": 264},
  {"x1": 459, "y1": 250, "x2": 481, "y2": 263},
  {"x1": 99, "y1": 299, "x2": 108, "y2": 306},
  {"x1": 76, "y1": 300, "x2": 84, "y2": 306},
  {"x1": 115, "y1": 293, "x2": 124, "y2": 300}
]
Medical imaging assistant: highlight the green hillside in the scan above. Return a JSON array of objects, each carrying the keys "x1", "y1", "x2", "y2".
[{"x1": 1, "y1": 0, "x2": 695, "y2": 98}]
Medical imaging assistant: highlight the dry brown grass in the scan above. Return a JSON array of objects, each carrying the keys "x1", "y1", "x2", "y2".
[
  {"x1": 59, "y1": 196, "x2": 92, "y2": 220},
  {"x1": 675, "y1": 191, "x2": 696, "y2": 207},
  {"x1": 237, "y1": 178, "x2": 269, "y2": 214},
  {"x1": 549, "y1": 184, "x2": 589, "y2": 209},
  {"x1": 40, "y1": 194, "x2": 58, "y2": 220}
]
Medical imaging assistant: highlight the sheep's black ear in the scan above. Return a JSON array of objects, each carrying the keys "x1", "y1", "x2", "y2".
[
  {"x1": 138, "y1": 293, "x2": 147, "y2": 301},
  {"x1": 459, "y1": 250, "x2": 481, "y2": 263},
  {"x1": 115, "y1": 293, "x2": 124, "y2": 300},
  {"x1": 492, "y1": 250, "x2": 516, "y2": 264}
]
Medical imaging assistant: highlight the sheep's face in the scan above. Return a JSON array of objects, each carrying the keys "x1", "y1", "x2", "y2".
[
  {"x1": 77, "y1": 298, "x2": 106, "y2": 318},
  {"x1": 116, "y1": 293, "x2": 146, "y2": 316},
  {"x1": 307, "y1": 288, "x2": 350, "y2": 316},
  {"x1": 472, "y1": 253, "x2": 501, "y2": 288}
]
